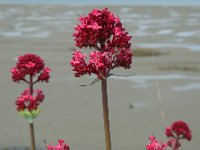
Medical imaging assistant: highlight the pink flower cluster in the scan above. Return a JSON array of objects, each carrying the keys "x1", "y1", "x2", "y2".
[
  {"x1": 47, "y1": 139, "x2": 70, "y2": 150},
  {"x1": 11, "y1": 53, "x2": 51, "y2": 83},
  {"x1": 15, "y1": 89, "x2": 45, "y2": 111},
  {"x1": 146, "y1": 136, "x2": 167, "y2": 150},
  {"x1": 165, "y1": 120, "x2": 192, "y2": 149},
  {"x1": 71, "y1": 8, "x2": 132, "y2": 79}
]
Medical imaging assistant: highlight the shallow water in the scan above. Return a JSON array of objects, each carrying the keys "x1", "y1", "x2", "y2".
[
  {"x1": 0, "y1": 5, "x2": 200, "y2": 51},
  {"x1": 173, "y1": 82, "x2": 200, "y2": 91},
  {"x1": 0, "y1": 4, "x2": 200, "y2": 150}
]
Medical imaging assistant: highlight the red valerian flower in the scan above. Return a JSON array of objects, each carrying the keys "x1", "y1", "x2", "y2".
[
  {"x1": 47, "y1": 139, "x2": 70, "y2": 150},
  {"x1": 70, "y1": 50, "x2": 90, "y2": 77},
  {"x1": 165, "y1": 120, "x2": 192, "y2": 141},
  {"x1": 15, "y1": 89, "x2": 45, "y2": 111},
  {"x1": 11, "y1": 53, "x2": 51, "y2": 83},
  {"x1": 11, "y1": 68, "x2": 26, "y2": 82},
  {"x1": 165, "y1": 120, "x2": 192, "y2": 150},
  {"x1": 71, "y1": 8, "x2": 132, "y2": 79},
  {"x1": 37, "y1": 67, "x2": 51, "y2": 82},
  {"x1": 165, "y1": 127, "x2": 173, "y2": 137},
  {"x1": 88, "y1": 51, "x2": 112, "y2": 79},
  {"x1": 146, "y1": 136, "x2": 167, "y2": 150}
]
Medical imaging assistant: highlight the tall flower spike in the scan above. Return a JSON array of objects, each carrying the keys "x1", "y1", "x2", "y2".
[
  {"x1": 70, "y1": 8, "x2": 133, "y2": 150},
  {"x1": 71, "y1": 8, "x2": 133, "y2": 79},
  {"x1": 11, "y1": 53, "x2": 51, "y2": 83},
  {"x1": 11, "y1": 53, "x2": 51, "y2": 150}
]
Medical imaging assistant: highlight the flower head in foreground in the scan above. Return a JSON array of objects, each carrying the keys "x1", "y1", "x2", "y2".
[
  {"x1": 47, "y1": 139, "x2": 70, "y2": 150},
  {"x1": 165, "y1": 120, "x2": 192, "y2": 149},
  {"x1": 11, "y1": 53, "x2": 51, "y2": 83},
  {"x1": 71, "y1": 8, "x2": 132, "y2": 79},
  {"x1": 146, "y1": 136, "x2": 167, "y2": 150}
]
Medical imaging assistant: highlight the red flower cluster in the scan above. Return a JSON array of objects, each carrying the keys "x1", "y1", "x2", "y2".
[
  {"x1": 11, "y1": 53, "x2": 51, "y2": 83},
  {"x1": 38, "y1": 67, "x2": 51, "y2": 82},
  {"x1": 146, "y1": 136, "x2": 167, "y2": 150},
  {"x1": 165, "y1": 120, "x2": 192, "y2": 149},
  {"x1": 165, "y1": 120, "x2": 192, "y2": 140},
  {"x1": 15, "y1": 89, "x2": 45, "y2": 111},
  {"x1": 47, "y1": 139, "x2": 70, "y2": 150},
  {"x1": 71, "y1": 8, "x2": 132, "y2": 79},
  {"x1": 73, "y1": 8, "x2": 131, "y2": 49},
  {"x1": 71, "y1": 51, "x2": 89, "y2": 77}
]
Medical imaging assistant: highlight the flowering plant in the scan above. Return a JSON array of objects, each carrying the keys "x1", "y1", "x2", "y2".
[
  {"x1": 11, "y1": 53, "x2": 51, "y2": 150},
  {"x1": 146, "y1": 120, "x2": 192, "y2": 150},
  {"x1": 11, "y1": 53, "x2": 51, "y2": 122},
  {"x1": 70, "y1": 8, "x2": 133, "y2": 150},
  {"x1": 165, "y1": 120, "x2": 192, "y2": 150}
]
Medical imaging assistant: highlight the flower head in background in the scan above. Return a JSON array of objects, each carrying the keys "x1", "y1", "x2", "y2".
[
  {"x1": 15, "y1": 89, "x2": 45, "y2": 111},
  {"x1": 47, "y1": 139, "x2": 70, "y2": 150},
  {"x1": 165, "y1": 120, "x2": 192, "y2": 149},
  {"x1": 165, "y1": 120, "x2": 192, "y2": 141},
  {"x1": 15, "y1": 89, "x2": 45, "y2": 123},
  {"x1": 37, "y1": 67, "x2": 51, "y2": 82},
  {"x1": 146, "y1": 136, "x2": 167, "y2": 150},
  {"x1": 11, "y1": 53, "x2": 51, "y2": 83},
  {"x1": 71, "y1": 8, "x2": 132, "y2": 79},
  {"x1": 11, "y1": 53, "x2": 51, "y2": 122}
]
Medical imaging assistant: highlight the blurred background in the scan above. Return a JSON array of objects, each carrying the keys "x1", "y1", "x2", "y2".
[{"x1": 0, "y1": 0, "x2": 200, "y2": 149}]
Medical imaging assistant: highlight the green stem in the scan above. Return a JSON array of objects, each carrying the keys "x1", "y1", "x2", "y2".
[
  {"x1": 101, "y1": 78, "x2": 112, "y2": 150},
  {"x1": 29, "y1": 123, "x2": 36, "y2": 150},
  {"x1": 30, "y1": 75, "x2": 33, "y2": 95},
  {"x1": 29, "y1": 75, "x2": 36, "y2": 150}
]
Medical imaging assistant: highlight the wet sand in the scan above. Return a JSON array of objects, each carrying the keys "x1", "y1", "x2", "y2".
[{"x1": 0, "y1": 4, "x2": 200, "y2": 150}]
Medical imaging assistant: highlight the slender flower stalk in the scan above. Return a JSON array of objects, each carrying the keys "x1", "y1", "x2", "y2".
[
  {"x1": 70, "y1": 8, "x2": 132, "y2": 150},
  {"x1": 29, "y1": 123, "x2": 36, "y2": 150},
  {"x1": 29, "y1": 75, "x2": 36, "y2": 150},
  {"x1": 11, "y1": 53, "x2": 51, "y2": 150},
  {"x1": 101, "y1": 79, "x2": 112, "y2": 150}
]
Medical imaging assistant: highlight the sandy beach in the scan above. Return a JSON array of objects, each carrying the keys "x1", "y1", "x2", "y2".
[{"x1": 0, "y1": 4, "x2": 200, "y2": 150}]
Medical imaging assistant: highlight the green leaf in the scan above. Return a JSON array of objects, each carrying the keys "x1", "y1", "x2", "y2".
[
  {"x1": 19, "y1": 109, "x2": 41, "y2": 123},
  {"x1": 31, "y1": 109, "x2": 41, "y2": 119}
]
